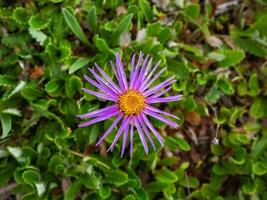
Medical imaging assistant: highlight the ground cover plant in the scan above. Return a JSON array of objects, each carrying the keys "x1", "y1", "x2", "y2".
[{"x1": 1, "y1": 0, "x2": 267, "y2": 199}]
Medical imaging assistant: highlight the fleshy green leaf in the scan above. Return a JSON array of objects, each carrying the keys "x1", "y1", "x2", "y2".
[
  {"x1": 62, "y1": 8, "x2": 89, "y2": 44},
  {"x1": 105, "y1": 170, "x2": 128, "y2": 186},
  {"x1": 217, "y1": 49, "x2": 245, "y2": 67},
  {"x1": 69, "y1": 57, "x2": 90, "y2": 74},
  {"x1": 88, "y1": 6, "x2": 98, "y2": 33},
  {"x1": 0, "y1": 113, "x2": 11, "y2": 138},
  {"x1": 111, "y1": 14, "x2": 133, "y2": 45}
]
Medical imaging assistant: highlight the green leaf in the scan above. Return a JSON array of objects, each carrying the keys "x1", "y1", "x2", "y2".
[
  {"x1": 217, "y1": 49, "x2": 245, "y2": 67},
  {"x1": 252, "y1": 162, "x2": 267, "y2": 175},
  {"x1": 179, "y1": 176, "x2": 199, "y2": 188},
  {"x1": 156, "y1": 168, "x2": 178, "y2": 183},
  {"x1": 233, "y1": 37, "x2": 267, "y2": 57},
  {"x1": 249, "y1": 98, "x2": 267, "y2": 119},
  {"x1": 13, "y1": 7, "x2": 29, "y2": 24},
  {"x1": 88, "y1": 6, "x2": 98, "y2": 33},
  {"x1": 45, "y1": 79, "x2": 62, "y2": 97},
  {"x1": 123, "y1": 194, "x2": 136, "y2": 200},
  {"x1": 69, "y1": 57, "x2": 90, "y2": 74},
  {"x1": 105, "y1": 170, "x2": 128, "y2": 186},
  {"x1": 1, "y1": 108, "x2": 21, "y2": 116},
  {"x1": 111, "y1": 14, "x2": 133, "y2": 45},
  {"x1": 29, "y1": 28, "x2": 47, "y2": 46},
  {"x1": 242, "y1": 181, "x2": 256, "y2": 195},
  {"x1": 165, "y1": 136, "x2": 191, "y2": 151},
  {"x1": 139, "y1": 0, "x2": 153, "y2": 22},
  {"x1": 248, "y1": 73, "x2": 260, "y2": 96},
  {"x1": 184, "y1": 4, "x2": 200, "y2": 20},
  {"x1": 62, "y1": 8, "x2": 89, "y2": 44},
  {"x1": 251, "y1": 137, "x2": 267, "y2": 158},
  {"x1": 205, "y1": 86, "x2": 221, "y2": 104},
  {"x1": 93, "y1": 35, "x2": 115, "y2": 55},
  {"x1": 99, "y1": 186, "x2": 111, "y2": 199},
  {"x1": 218, "y1": 78, "x2": 234, "y2": 95},
  {"x1": 0, "y1": 113, "x2": 11, "y2": 138},
  {"x1": 22, "y1": 169, "x2": 40, "y2": 185},
  {"x1": 64, "y1": 181, "x2": 82, "y2": 200},
  {"x1": 28, "y1": 15, "x2": 49, "y2": 30},
  {"x1": 21, "y1": 85, "x2": 43, "y2": 101},
  {"x1": 6, "y1": 81, "x2": 26, "y2": 100},
  {"x1": 65, "y1": 75, "x2": 82, "y2": 97},
  {"x1": 145, "y1": 181, "x2": 170, "y2": 192}
]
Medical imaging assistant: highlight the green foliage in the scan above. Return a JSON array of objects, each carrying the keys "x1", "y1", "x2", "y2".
[{"x1": 0, "y1": 0, "x2": 267, "y2": 199}]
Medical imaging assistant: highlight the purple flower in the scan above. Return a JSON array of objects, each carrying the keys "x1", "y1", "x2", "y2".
[{"x1": 78, "y1": 53, "x2": 182, "y2": 156}]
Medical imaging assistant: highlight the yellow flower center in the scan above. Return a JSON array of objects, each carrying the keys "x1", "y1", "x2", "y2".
[{"x1": 118, "y1": 90, "x2": 146, "y2": 115}]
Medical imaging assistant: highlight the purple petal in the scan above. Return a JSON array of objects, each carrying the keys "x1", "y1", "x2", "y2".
[
  {"x1": 110, "y1": 60, "x2": 125, "y2": 91},
  {"x1": 115, "y1": 53, "x2": 128, "y2": 91},
  {"x1": 77, "y1": 105, "x2": 118, "y2": 119},
  {"x1": 137, "y1": 115, "x2": 156, "y2": 151},
  {"x1": 149, "y1": 87, "x2": 172, "y2": 98},
  {"x1": 130, "y1": 121, "x2": 134, "y2": 157},
  {"x1": 121, "y1": 122, "x2": 129, "y2": 157},
  {"x1": 144, "y1": 108, "x2": 179, "y2": 129},
  {"x1": 134, "y1": 116, "x2": 149, "y2": 154},
  {"x1": 134, "y1": 54, "x2": 149, "y2": 90},
  {"x1": 146, "y1": 105, "x2": 179, "y2": 119},
  {"x1": 82, "y1": 88, "x2": 117, "y2": 101},
  {"x1": 139, "y1": 60, "x2": 161, "y2": 91},
  {"x1": 142, "y1": 57, "x2": 153, "y2": 82},
  {"x1": 78, "y1": 110, "x2": 119, "y2": 127},
  {"x1": 88, "y1": 68, "x2": 120, "y2": 96},
  {"x1": 130, "y1": 54, "x2": 136, "y2": 83},
  {"x1": 95, "y1": 114, "x2": 123, "y2": 146},
  {"x1": 130, "y1": 53, "x2": 143, "y2": 89},
  {"x1": 143, "y1": 77, "x2": 176, "y2": 97},
  {"x1": 108, "y1": 117, "x2": 131, "y2": 152},
  {"x1": 146, "y1": 95, "x2": 183, "y2": 103},
  {"x1": 140, "y1": 67, "x2": 167, "y2": 92},
  {"x1": 94, "y1": 64, "x2": 122, "y2": 94},
  {"x1": 140, "y1": 113, "x2": 164, "y2": 147},
  {"x1": 84, "y1": 74, "x2": 117, "y2": 98}
]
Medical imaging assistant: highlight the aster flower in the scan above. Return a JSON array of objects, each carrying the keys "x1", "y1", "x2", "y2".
[{"x1": 78, "y1": 53, "x2": 182, "y2": 156}]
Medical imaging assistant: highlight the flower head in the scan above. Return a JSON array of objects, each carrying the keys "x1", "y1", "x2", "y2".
[{"x1": 78, "y1": 53, "x2": 182, "y2": 156}]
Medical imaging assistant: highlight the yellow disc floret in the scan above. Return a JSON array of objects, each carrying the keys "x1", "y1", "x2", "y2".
[{"x1": 118, "y1": 90, "x2": 146, "y2": 116}]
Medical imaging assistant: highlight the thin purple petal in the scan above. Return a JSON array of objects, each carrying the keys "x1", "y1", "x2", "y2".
[
  {"x1": 94, "y1": 64, "x2": 122, "y2": 94},
  {"x1": 88, "y1": 68, "x2": 120, "y2": 96},
  {"x1": 134, "y1": 54, "x2": 149, "y2": 90},
  {"x1": 84, "y1": 74, "x2": 117, "y2": 98},
  {"x1": 121, "y1": 122, "x2": 129, "y2": 157},
  {"x1": 147, "y1": 95, "x2": 183, "y2": 103},
  {"x1": 130, "y1": 121, "x2": 134, "y2": 157},
  {"x1": 140, "y1": 67, "x2": 167, "y2": 92},
  {"x1": 146, "y1": 105, "x2": 179, "y2": 119},
  {"x1": 82, "y1": 88, "x2": 117, "y2": 101},
  {"x1": 144, "y1": 108, "x2": 179, "y2": 129},
  {"x1": 142, "y1": 57, "x2": 153, "y2": 82},
  {"x1": 149, "y1": 87, "x2": 172, "y2": 98},
  {"x1": 108, "y1": 117, "x2": 131, "y2": 152},
  {"x1": 77, "y1": 105, "x2": 118, "y2": 119},
  {"x1": 95, "y1": 114, "x2": 123, "y2": 146},
  {"x1": 130, "y1": 54, "x2": 136, "y2": 83},
  {"x1": 140, "y1": 113, "x2": 164, "y2": 147},
  {"x1": 139, "y1": 60, "x2": 161, "y2": 91},
  {"x1": 78, "y1": 110, "x2": 119, "y2": 127},
  {"x1": 143, "y1": 77, "x2": 176, "y2": 97},
  {"x1": 137, "y1": 115, "x2": 156, "y2": 151},
  {"x1": 134, "y1": 116, "x2": 149, "y2": 154},
  {"x1": 115, "y1": 53, "x2": 128, "y2": 91},
  {"x1": 130, "y1": 52, "x2": 143, "y2": 89}
]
